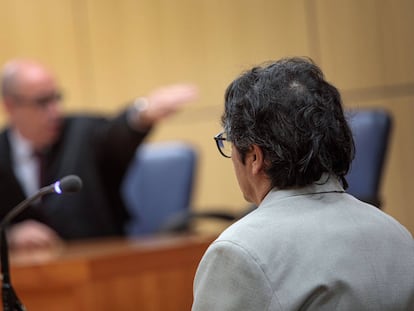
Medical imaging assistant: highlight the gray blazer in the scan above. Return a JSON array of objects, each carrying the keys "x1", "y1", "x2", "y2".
[{"x1": 193, "y1": 176, "x2": 414, "y2": 310}]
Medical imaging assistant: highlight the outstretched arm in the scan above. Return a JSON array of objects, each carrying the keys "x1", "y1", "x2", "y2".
[{"x1": 129, "y1": 83, "x2": 199, "y2": 130}]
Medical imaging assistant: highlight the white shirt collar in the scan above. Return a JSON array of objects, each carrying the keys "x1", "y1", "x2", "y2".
[
  {"x1": 8, "y1": 128, "x2": 35, "y2": 162},
  {"x1": 8, "y1": 128, "x2": 40, "y2": 196}
]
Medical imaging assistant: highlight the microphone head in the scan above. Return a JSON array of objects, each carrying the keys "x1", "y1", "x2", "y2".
[{"x1": 54, "y1": 175, "x2": 83, "y2": 194}]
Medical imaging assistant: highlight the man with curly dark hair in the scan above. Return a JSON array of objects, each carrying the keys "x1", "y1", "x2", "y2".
[{"x1": 192, "y1": 57, "x2": 414, "y2": 310}]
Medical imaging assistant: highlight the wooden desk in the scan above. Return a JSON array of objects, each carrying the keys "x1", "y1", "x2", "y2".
[{"x1": 6, "y1": 234, "x2": 214, "y2": 311}]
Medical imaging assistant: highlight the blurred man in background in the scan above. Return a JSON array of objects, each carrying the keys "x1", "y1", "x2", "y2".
[{"x1": 0, "y1": 59, "x2": 198, "y2": 250}]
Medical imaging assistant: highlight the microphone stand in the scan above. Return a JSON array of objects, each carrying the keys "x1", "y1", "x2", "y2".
[
  {"x1": 0, "y1": 175, "x2": 82, "y2": 311},
  {"x1": 0, "y1": 186, "x2": 57, "y2": 311},
  {"x1": 1, "y1": 230, "x2": 25, "y2": 311}
]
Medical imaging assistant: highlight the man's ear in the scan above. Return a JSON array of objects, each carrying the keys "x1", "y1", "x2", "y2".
[{"x1": 250, "y1": 144, "x2": 265, "y2": 175}]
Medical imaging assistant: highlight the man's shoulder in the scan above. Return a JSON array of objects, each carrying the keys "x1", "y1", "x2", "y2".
[
  {"x1": 213, "y1": 208, "x2": 278, "y2": 252},
  {"x1": 62, "y1": 114, "x2": 111, "y2": 131},
  {"x1": 64, "y1": 114, "x2": 107, "y2": 124},
  {"x1": 64, "y1": 111, "x2": 129, "y2": 128}
]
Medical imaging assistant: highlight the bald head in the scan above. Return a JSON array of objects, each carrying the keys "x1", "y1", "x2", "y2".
[
  {"x1": 1, "y1": 59, "x2": 63, "y2": 150},
  {"x1": 1, "y1": 59, "x2": 57, "y2": 100}
]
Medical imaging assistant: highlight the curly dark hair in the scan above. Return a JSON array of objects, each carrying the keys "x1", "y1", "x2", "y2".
[{"x1": 222, "y1": 57, "x2": 355, "y2": 189}]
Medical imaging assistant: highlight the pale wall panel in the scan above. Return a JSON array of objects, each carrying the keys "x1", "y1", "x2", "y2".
[
  {"x1": 82, "y1": 0, "x2": 311, "y2": 111},
  {"x1": 0, "y1": 0, "x2": 413, "y2": 233},
  {"x1": 0, "y1": 0, "x2": 93, "y2": 116},
  {"x1": 313, "y1": 0, "x2": 414, "y2": 91}
]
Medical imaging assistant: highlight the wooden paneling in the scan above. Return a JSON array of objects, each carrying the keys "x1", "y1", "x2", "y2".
[
  {"x1": 0, "y1": 0, "x2": 413, "y2": 233},
  {"x1": 7, "y1": 235, "x2": 213, "y2": 311},
  {"x1": 312, "y1": 0, "x2": 414, "y2": 91},
  {"x1": 0, "y1": 0, "x2": 94, "y2": 114},
  {"x1": 82, "y1": 0, "x2": 310, "y2": 109}
]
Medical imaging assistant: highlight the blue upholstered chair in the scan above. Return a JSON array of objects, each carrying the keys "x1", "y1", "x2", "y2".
[
  {"x1": 121, "y1": 141, "x2": 197, "y2": 236},
  {"x1": 345, "y1": 109, "x2": 392, "y2": 208}
]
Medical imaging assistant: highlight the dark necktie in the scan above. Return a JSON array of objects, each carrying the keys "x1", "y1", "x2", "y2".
[{"x1": 33, "y1": 150, "x2": 47, "y2": 188}]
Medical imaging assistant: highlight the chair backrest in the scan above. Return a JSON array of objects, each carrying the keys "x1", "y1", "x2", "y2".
[
  {"x1": 121, "y1": 141, "x2": 197, "y2": 236},
  {"x1": 345, "y1": 109, "x2": 392, "y2": 208}
]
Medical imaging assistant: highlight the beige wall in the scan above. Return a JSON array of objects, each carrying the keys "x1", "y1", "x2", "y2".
[{"x1": 1, "y1": 0, "x2": 413, "y2": 233}]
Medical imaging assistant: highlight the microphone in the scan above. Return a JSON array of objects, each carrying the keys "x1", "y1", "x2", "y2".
[
  {"x1": 51, "y1": 174, "x2": 83, "y2": 194},
  {"x1": 0, "y1": 174, "x2": 83, "y2": 231},
  {"x1": 0, "y1": 174, "x2": 82, "y2": 311}
]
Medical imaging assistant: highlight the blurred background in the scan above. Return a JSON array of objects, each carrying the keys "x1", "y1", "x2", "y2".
[{"x1": 0, "y1": 0, "x2": 413, "y2": 234}]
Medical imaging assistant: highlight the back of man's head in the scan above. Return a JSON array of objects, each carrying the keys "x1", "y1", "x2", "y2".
[{"x1": 222, "y1": 57, "x2": 355, "y2": 189}]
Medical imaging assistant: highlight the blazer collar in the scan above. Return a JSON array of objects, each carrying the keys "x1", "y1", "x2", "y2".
[
  {"x1": 260, "y1": 174, "x2": 345, "y2": 207},
  {"x1": 0, "y1": 129, "x2": 12, "y2": 167}
]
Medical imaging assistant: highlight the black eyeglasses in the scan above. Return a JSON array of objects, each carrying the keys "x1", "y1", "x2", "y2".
[
  {"x1": 13, "y1": 91, "x2": 63, "y2": 109},
  {"x1": 214, "y1": 131, "x2": 232, "y2": 158}
]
